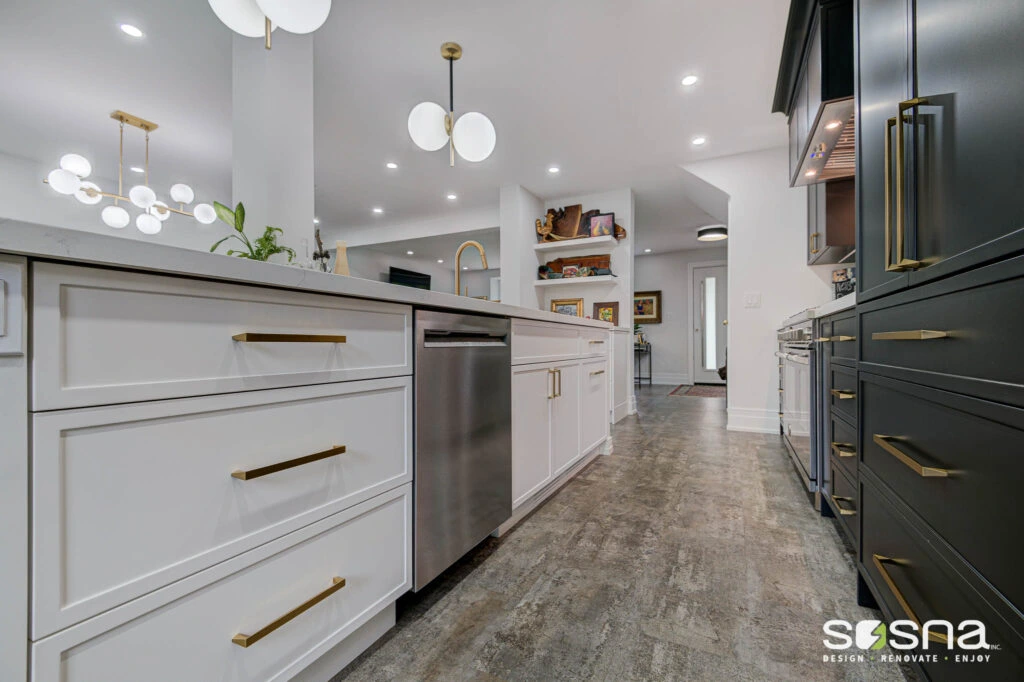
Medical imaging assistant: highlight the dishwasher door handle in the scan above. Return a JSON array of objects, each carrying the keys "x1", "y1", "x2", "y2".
[{"x1": 422, "y1": 329, "x2": 508, "y2": 347}]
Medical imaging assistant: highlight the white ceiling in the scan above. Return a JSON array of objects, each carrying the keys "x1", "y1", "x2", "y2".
[{"x1": 1, "y1": 0, "x2": 790, "y2": 254}]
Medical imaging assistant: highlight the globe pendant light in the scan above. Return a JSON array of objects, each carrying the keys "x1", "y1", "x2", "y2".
[
  {"x1": 408, "y1": 42, "x2": 496, "y2": 166},
  {"x1": 208, "y1": 0, "x2": 331, "y2": 50},
  {"x1": 102, "y1": 205, "x2": 130, "y2": 229}
]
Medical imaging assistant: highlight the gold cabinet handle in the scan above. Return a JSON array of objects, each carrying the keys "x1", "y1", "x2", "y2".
[
  {"x1": 830, "y1": 495, "x2": 857, "y2": 516},
  {"x1": 830, "y1": 389, "x2": 856, "y2": 400},
  {"x1": 871, "y1": 555, "x2": 948, "y2": 644},
  {"x1": 556, "y1": 368, "x2": 562, "y2": 397},
  {"x1": 589, "y1": 369, "x2": 605, "y2": 377},
  {"x1": 232, "y1": 445, "x2": 347, "y2": 481},
  {"x1": 810, "y1": 232, "x2": 820, "y2": 255},
  {"x1": 547, "y1": 369, "x2": 555, "y2": 400},
  {"x1": 871, "y1": 330, "x2": 949, "y2": 341},
  {"x1": 884, "y1": 116, "x2": 897, "y2": 271},
  {"x1": 873, "y1": 434, "x2": 949, "y2": 477},
  {"x1": 814, "y1": 337, "x2": 832, "y2": 343},
  {"x1": 893, "y1": 98, "x2": 928, "y2": 271},
  {"x1": 816, "y1": 336, "x2": 856, "y2": 343},
  {"x1": 831, "y1": 442, "x2": 856, "y2": 458},
  {"x1": 588, "y1": 340, "x2": 605, "y2": 344},
  {"x1": 232, "y1": 577, "x2": 346, "y2": 648},
  {"x1": 232, "y1": 333, "x2": 347, "y2": 343}
]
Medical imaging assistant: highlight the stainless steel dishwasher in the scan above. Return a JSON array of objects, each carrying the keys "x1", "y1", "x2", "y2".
[{"x1": 413, "y1": 310, "x2": 511, "y2": 591}]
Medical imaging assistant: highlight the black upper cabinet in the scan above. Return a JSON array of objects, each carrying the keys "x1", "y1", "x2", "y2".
[{"x1": 855, "y1": 0, "x2": 911, "y2": 300}]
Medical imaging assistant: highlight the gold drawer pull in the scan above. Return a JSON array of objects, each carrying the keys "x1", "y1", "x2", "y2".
[
  {"x1": 232, "y1": 445, "x2": 347, "y2": 480},
  {"x1": 830, "y1": 495, "x2": 857, "y2": 516},
  {"x1": 814, "y1": 337, "x2": 832, "y2": 343},
  {"x1": 589, "y1": 369, "x2": 606, "y2": 376},
  {"x1": 816, "y1": 335, "x2": 856, "y2": 343},
  {"x1": 872, "y1": 330, "x2": 949, "y2": 341},
  {"x1": 232, "y1": 333, "x2": 347, "y2": 343},
  {"x1": 831, "y1": 442, "x2": 856, "y2": 458},
  {"x1": 873, "y1": 435, "x2": 948, "y2": 477},
  {"x1": 232, "y1": 576, "x2": 346, "y2": 648},
  {"x1": 871, "y1": 554, "x2": 948, "y2": 644},
  {"x1": 588, "y1": 340, "x2": 605, "y2": 344},
  {"x1": 830, "y1": 389, "x2": 856, "y2": 400}
]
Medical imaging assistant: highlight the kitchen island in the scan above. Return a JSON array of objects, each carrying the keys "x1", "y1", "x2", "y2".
[{"x1": 0, "y1": 221, "x2": 614, "y2": 682}]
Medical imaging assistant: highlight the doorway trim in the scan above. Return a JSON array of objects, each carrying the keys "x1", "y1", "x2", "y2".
[{"x1": 686, "y1": 259, "x2": 728, "y2": 386}]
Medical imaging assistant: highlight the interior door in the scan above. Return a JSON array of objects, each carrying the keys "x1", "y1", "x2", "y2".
[
  {"x1": 511, "y1": 365, "x2": 553, "y2": 508},
  {"x1": 550, "y1": 363, "x2": 581, "y2": 478},
  {"x1": 693, "y1": 265, "x2": 727, "y2": 385}
]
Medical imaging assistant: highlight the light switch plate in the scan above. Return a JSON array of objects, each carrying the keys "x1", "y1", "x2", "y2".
[{"x1": 743, "y1": 292, "x2": 762, "y2": 309}]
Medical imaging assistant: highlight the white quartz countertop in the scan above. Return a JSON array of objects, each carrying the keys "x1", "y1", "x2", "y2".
[
  {"x1": 811, "y1": 293, "x2": 856, "y2": 318},
  {"x1": 0, "y1": 221, "x2": 613, "y2": 329}
]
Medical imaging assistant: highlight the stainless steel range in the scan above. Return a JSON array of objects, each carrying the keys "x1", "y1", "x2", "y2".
[{"x1": 776, "y1": 310, "x2": 819, "y2": 505}]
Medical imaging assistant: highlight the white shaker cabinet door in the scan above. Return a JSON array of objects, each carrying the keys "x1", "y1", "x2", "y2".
[
  {"x1": 511, "y1": 364, "x2": 553, "y2": 508},
  {"x1": 550, "y1": 362, "x2": 582, "y2": 478},
  {"x1": 580, "y1": 358, "x2": 610, "y2": 456}
]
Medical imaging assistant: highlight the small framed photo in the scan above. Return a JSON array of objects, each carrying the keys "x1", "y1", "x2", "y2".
[
  {"x1": 588, "y1": 212, "x2": 615, "y2": 237},
  {"x1": 633, "y1": 290, "x2": 662, "y2": 324},
  {"x1": 593, "y1": 301, "x2": 619, "y2": 326},
  {"x1": 551, "y1": 298, "x2": 584, "y2": 317},
  {"x1": 561, "y1": 264, "x2": 580, "y2": 278}
]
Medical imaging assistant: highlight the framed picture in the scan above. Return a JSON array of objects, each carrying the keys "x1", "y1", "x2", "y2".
[
  {"x1": 588, "y1": 212, "x2": 615, "y2": 237},
  {"x1": 633, "y1": 290, "x2": 662, "y2": 324},
  {"x1": 551, "y1": 298, "x2": 584, "y2": 317},
  {"x1": 561, "y1": 264, "x2": 580, "y2": 278},
  {"x1": 593, "y1": 301, "x2": 619, "y2": 326}
]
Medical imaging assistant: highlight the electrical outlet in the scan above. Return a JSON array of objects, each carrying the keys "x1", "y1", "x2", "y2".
[{"x1": 743, "y1": 292, "x2": 762, "y2": 309}]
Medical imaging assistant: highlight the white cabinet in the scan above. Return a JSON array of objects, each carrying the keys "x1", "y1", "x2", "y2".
[
  {"x1": 511, "y1": 319, "x2": 580, "y2": 365},
  {"x1": 611, "y1": 329, "x2": 632, "y2": 423},
  {"x1": 581, "y1": 358, "x2": 610, "y2": 455},
  {"x1": 511, "y1": 365, "x2": 555, "y2": 506},
  {"x1": 550, "y1": 362, "x2": 581, "y2": 477}
]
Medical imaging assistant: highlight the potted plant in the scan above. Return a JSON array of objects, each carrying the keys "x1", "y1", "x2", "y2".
[{"x1": 209, "y1": 202, "x2": 296, "y2": 262}]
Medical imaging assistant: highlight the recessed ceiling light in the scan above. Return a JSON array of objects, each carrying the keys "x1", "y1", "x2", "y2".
[
  {"x1": 691, "y1": 136, "x2": 707, "y2": 146},
  {"x1": 120, "y1": 24, "x2": 144, "y2": 38},
  {"x1": 548, "y1": 166, "x2": 560, "y2": 174},
  {"x1": 681, "y1": 75, "x2": 699, "y2": 86},
  {"x1": 130, "y1": 166, "x2": 145, "y2": 173},
  {"x1": 313, "y1": 217, "x2": 320, "y2": 225},
  {"x1": 386, "y1": 162, "x2": 398, "y2": 169},
  {"x1": 446, "y1": 193, "x2": 457, "y2": 200},
  {"x1": 825, "y1": 120, "x2": 843, "y2": 130},
  {"x1": 644, "y1": 248, "x2": 652, "y2": 253},
  {"x1": 437, "y1": 259, "x2": 444, "y2": 264},
  {"x1": 372, "y1": 207, "x2": 383, "y2": 214},
  {"x1": 805, "y1": 169, "x2": 818, "y2": 177},
  {"x1": 462, "y1": 266, "x2": 469, "y2": 270}
]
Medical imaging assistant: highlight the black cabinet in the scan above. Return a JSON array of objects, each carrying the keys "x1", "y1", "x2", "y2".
[{"x1": 807, "y1": 179, "x2": 855, "y2": 264}]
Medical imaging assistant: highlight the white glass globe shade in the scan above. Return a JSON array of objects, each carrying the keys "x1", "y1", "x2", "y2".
[
  {"x1": 407, "y1": 102, "x2": 449, "y2": 152},
  {"x1": 101, "y1": 205, "x2": 130, "y2": 229},
  {"x1": 452, "y1": 112, "x2": 496, "y2": 163},
  {"x1": 207, "y1": 0, "x2": 273, "y2": 38},
  {"x1": 136, "y1": 213, "x2": 162, "y2": 235},
  {"x1": 47, "y1": 168, "x2": 81, "y2": 195},
  {"x1": 255, "y1": 0, "x2": 331, "y2": 34},
  {"x1": 128, "y1": 185, "x2": 157, "y2": 209},
  {"x1": 194, "y1": 203, "x2": 217, "y2": 224},
  {"x1": 169, "y1": 183, "x2": 195, "y2": 204},
  {"x1": 74, "y1": 181, "x2": 103, "y2": 205},
  {"x1": 150, "y1": 201, "x2": 171, "y2": 222},
  {"x1": 60, "y1": 153, "x2": 92, "y2": 178}
]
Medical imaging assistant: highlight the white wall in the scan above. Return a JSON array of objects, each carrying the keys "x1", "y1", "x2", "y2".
[
  {"x1": 684, "y1": 146, "x2": 831, "y2": 433},
  {"x1": 325, "y1": 206, "x2": 500, "y2": 249},
  {"x1": 346, "y1": 248, "x2": 455, "y2": 292},
  {"x1": 633, "y1": 247, "x2": 727, "y2": 386},
  {"x1": 498, "y1": 185, "x2": 545, "y2": 307}
]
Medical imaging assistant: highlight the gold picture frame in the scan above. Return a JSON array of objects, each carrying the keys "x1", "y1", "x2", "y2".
[
  {"x1": 633, "y1": 290, "x2": 662, "y2": 324},
  {"x1": 550, "y1": 298, "x2": 584, "y2": 317}
]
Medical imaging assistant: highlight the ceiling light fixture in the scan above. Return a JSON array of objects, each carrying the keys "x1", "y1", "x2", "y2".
[
  {"x1": 386, "y1": 162, "x2": 398, "y2": 169},
  {"x1": 372, "y1": 207, "x2": 383, "y2": 214},
  {"x1": 437, "y1": 259, "x2": 444, "y2": 264},
  {"x1": 692, "y1": 136, "x2": 707, "y2": 146},
  {"x1": 313, "y1": 217, "x2": 320, "y2": 224},
  {"x1": 825, "y1": 120, "x2": 843, "y2": 130},
  {"x1": 446, "y1": 193, "x2": 457, "y2": 200},
  {"x1": 681, "y1": 75, "x2": 698, "y2": 86},
  {"x1": 644, "y1": 248, "x2": 652, "y2": 253},
  {"x1": 120, "y1": 24, "x2": 144, "y2": 38},
  {"x1": 130, "y1": 166, "x2": 145, "y2": 173},
  {"x1": 697, "y1": 224, "x2": 728, "y2": 242},
  {"x1": 43, "y1": 110, "x2": 214, "y2": 235},
  {"x1": 548, "y1": 166, "x2": 560, "y2": 174},
  {"x1": 408, "y1": 42, "x2": 496, "y2": 166},
  {"x1": 407, "y1": 250, "x2": 415, "y2": 255},
  {"x1": 207, "y1": 0, "x2": 331, "y2": 50},
  {"x1": 805, "y1": 169, "x2": 818, "y2": 177}
]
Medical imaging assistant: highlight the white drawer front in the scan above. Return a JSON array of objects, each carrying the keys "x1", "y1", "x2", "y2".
[
  {"x1": 32, "y1": 485, "x2": 411, "y2": 682},
  {"x1": 511, "y1": 319, "x2": 580, "y2": 365},
  {"x1": 581, "y1": 358, "x2": 610, "y2": 455},
  {"x1": 580, "y1": 329, "x2": 610, "y2": 357},
  {"x1": 32, "y1": 378, "x2": 411, "y2": 637},
  {"x1": 32, "y1": 263, "x2": 412, "y2": 410}
]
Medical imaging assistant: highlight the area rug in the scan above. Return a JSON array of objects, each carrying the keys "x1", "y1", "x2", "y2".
[{"x1": 669, "y1": 384, "x2": 726, "y2": 398}]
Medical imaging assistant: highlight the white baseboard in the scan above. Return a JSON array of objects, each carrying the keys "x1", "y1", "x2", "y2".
[
  {"x1": 727, "y1": 407, "x2": 779, "y2": 434},
  {"x1": 650, "y1": 373, "x2": 690, "y2": 386},
  {"x1": 612, "y1": 399, "x2": 630, "y2": 423}
]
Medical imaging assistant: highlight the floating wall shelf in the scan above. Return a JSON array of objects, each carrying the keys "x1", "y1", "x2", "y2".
[
  {"x1": 534, "y1": 275, "x2": 617, "y2": 287},
  {"x1": 533, "y1": 235, "x2": 618, "y2": 253}
]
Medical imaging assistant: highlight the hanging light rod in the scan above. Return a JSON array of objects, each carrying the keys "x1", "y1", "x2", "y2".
[{"x1": 408, "y1": 42, "x2": 496, "y2": 166}]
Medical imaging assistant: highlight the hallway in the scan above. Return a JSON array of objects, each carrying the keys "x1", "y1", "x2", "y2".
[{"x1": 335, "y1": 388, "x2": 906, "y2": 681}]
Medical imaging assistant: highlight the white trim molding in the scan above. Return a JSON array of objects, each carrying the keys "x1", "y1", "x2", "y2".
[
  {"x1": 727, "y1": 407, "x2": 779, "y2": 434},
  {"x1": 650, "y1": 373, "x2": 690, "y2": 386}
]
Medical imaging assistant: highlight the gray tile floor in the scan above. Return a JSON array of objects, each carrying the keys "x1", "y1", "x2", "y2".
[{"x1": 333, "y1": 387, "x2": 908, "y2": 681}]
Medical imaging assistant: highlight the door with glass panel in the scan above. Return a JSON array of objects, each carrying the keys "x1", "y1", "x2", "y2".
[{"x1": 692, "y1": 265, "x2": 728, "y2": 385}]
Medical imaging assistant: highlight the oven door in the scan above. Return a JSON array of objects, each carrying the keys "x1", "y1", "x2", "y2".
[{"x1": 779, "y1": 350, "x2": 816, "y2": 491}]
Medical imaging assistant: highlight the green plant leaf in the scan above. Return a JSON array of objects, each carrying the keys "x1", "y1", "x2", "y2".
[
  {"x1": 213, "y1": 201, "x2": 235, "y2": 227},
  {"x1": 234, "y1": 202, "x2": 245, "y2": 233},
  {"x1": 209, "y1": 235, "x2": 233, "y2": 253}
]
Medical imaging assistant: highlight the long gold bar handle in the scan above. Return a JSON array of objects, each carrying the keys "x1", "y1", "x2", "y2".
[
  {"x1": 871, "y1": 555, "x2": 948, "y2": 644},
  {"x1": 588, "y1": 340, "x2": 606, "y2": 345},
  {"x1": 232, "y1": 577, "x2": 346, "y2": 648},
  {"x1": 830, "y1": 389, "x2": 856, "y2": 400},
  {"x1": 232, "y1": 445, "x2": 347, "y2": 481},
  {"x1": 590, "y1": 369, "x2": 606, "y2": 377},
  {"x1": 831, "y1": 495, "x2": 857, "y2": 516},
  {"x1": 556, "y1": 369, "x2": 562, "y2": 398},
  {"x1": 871, "y1": 330, "x2": 949, "y2": 341},
  {"x1": 884, "y1": 116, "x2": 897, "y2": 271},
  {"x1": 547, "y1": 369, "x2": 555, "y2": 400},
  {"x1": 814, "y1": 337, "x2": 833, "y2": 343},
  {"x1": 894, "y1": 98, "x2": 928, "y2": 271},
  {"x1": 815, "y1": 336, "x2": 856, "y2": 343},
  {"x1": 873, "y1": 434, "x2": 949, "y2": 477},
  {"x1": 232, "y1": 333, "x2": 347, "y2": 343},
  {"x1": 831, "y1": 442, "x2": 856, "y2": 458},
  {"x1": 810, "y1": 232, "x2": 820, "y2": 255}
]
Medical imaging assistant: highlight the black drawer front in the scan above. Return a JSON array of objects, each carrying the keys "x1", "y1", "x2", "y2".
[
  {"x1": 827, "y1": 313, "x2": 857, "y2": 362},
  {"x1": 829, "y1": 413, "x2": 857, "y2": 481},
  {"x1": 860, "y1": 477, "x2": 1024, "y2": 681},
  {"x1": 829, "y1": 364, "x2": 858, "y2": 422},
  {"x1": 829, "y1": 461, "x2": 858, "y2": 544},
  {"x1": 861, "y1": 373, "x2": 1024, "y2": 612},
  {"x1": 861, "y1": 272, "x2": 1024, "y2": 391}
]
